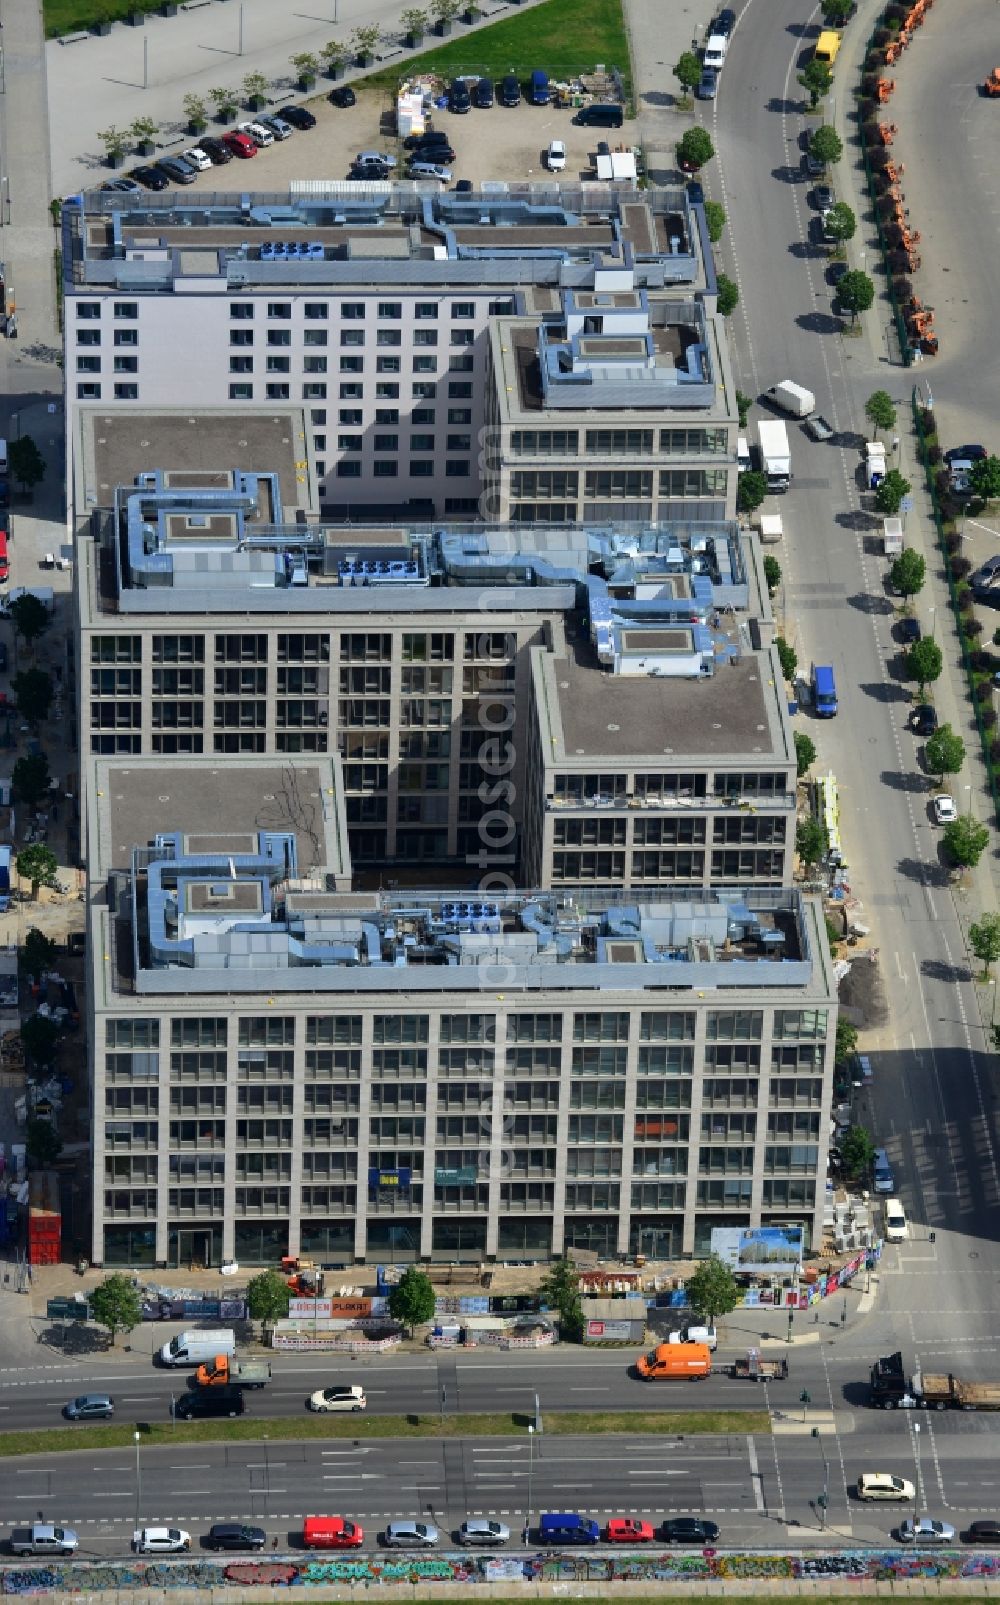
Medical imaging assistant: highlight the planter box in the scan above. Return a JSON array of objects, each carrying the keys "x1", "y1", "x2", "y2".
[
  {"x1": 462, "y1": 6, "x2": 482, "y2": 20},
  {"x1": 405, "y1": 29, "x2": 424, "y2": 46},
  {"x1": 92, "y1": 19, "x2": 111, "y2": 33},
  {"x1": 160, "y1": 1, "x2": 178, "y2": 14},
  {"x1": 125, "y1": 8, "x2": 144, "y2": 25},
  {"x1": 355, "y1": 50, "x2": 373, "y2": 65},
  {"x1": 247, "y1": 94, "x2": 267, "y2": 111},
  {"x1": 188, "y1": 120, "x2": 207, "y2": 137},
  {"x1": 216, "y1": 108, "x2": 236, "y2": 123},
  {"x1": 298, "y1": 74, "x2": 316, "y2": 92},
  {"x1": 136, "y1": 139, "x2": 154, "y2": 155},
  {"x1": 107, "y1": 150, "x2": 125, "y2": 168},
  {"x1": 435, "y1": 20, "x2": 452, "y2": 35},
  {"x1": 326, "y1": 62, "x2": 345, "y2": 78}
]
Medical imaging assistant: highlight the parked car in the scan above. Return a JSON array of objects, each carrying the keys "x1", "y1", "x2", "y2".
[
  {"x1": 454, "y1": 178, "x2": 473, "y2": 193},
  {"x1": 501, "y1": 72, "x2": 521, "y2": 107},
  {"x1": 238, "y1": 120, "x2": 274, "y2": 147},
  {"x1": 697, "y1": 67, "x2": 718, "y2": 99},
  {"x1": 910, "y1": 703, "x2": 938, "y2": 736},
  {"x1": 101, "y1": 177, "x2": 141, "y2": 192},
  {"x1": 897, "y1": 1518, "x2": 956, "y2": 1546},
  {"x1": 283, "y1": 105, "x2": 317, "y2": 129},
  {"x1": 896, "y1": 616, "x2": 920, "y2": 644},
  {"x1": 449, "y1": 78, "x2": 471, "y2": 113},
  {"x1": 133, "y1": 1529, "x2": 191, "y2": 1553},
  {"x1": 222, "y1": 132, "x2": 257, "y2": 159},
  {"x1": 182, "y1": 147, "x2": 213, "y2": 172},
  {"x1": 546, "y1": 139, "x2": 567, "y2": 171},
  {"x1": 383, "y1": 1522, "x2": 439, "y2": 1548},
  {"x1": 63, "y1": 1393, "x2": 114, "y2": 1420},
  {"x1": 474, "y1": 76, "x2": 495, "y2": 108},
  {"x1": 686, "y1": 178, "x2": 705, "y2": 204},
  {"x1": 355, "y1": 150, "x2": 397, "y2": 169},
  {"x1": 259, "y1": 115, "x2": 293, "y2": 140},
  {"x1": 932, "y1": 794, "x2": 957, "y2": 824},
  {"x1": 457, "y1": 1520, "x2": 510, "y2": 1546},
  {"x1": 661, "y1": 1518, "x2": 720, "y2": 1543},
  {"x1": 408, "y1": 161, "x2": 452, "y2": 182},
  {"x1": 130, "y1": 165, "x2": 169, "y2": 190},
  {"x1": 944, "y1": 444, "x2": 986, "y2": 465},
  {"x1": 606, "y1": 1518, "x2": 654, "y2": 1543},
  {"x1": 811, "y1": 183, "x2": 835, "y2": 210},
  {"x1": 963, "y1": 1521, "x2": 1000, "y2": 1545},
  {"x1": 196, "y1": 136, "x2": 233, "y2": 164},
  {"x1": 827, "y1": 258, "x2": 849, "y2": 286},
  {"x1": 206, "y1": 1525, "x2": 266, "y2": 1552},
  {"x1": 714, "y1": 6, "x2": 736, "y2": 34},
  {"x1": 406, "y1": 136, "x2": 456, "y2": 161},
  {"x1": 972, "y1": 554, "x2": 1000, "y2": 598},
  {"x1": 329, "y1": 85, "x2": 357, "y2": 108},
  {"x1": 156, "y1": 155, "x2": 198, "y2": 185}
]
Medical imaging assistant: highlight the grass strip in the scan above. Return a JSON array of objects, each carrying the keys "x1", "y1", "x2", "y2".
[{"x1": 0, "y1": 1409, "x2": 768, "y2": 1457}]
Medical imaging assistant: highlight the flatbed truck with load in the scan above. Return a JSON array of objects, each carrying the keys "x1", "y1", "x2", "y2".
[
  {"x1": 195, "y1": 1354, "x2": 271, "y2": 1389},
  {"x1": 870, "y1": 1351, "x2": 1000, "y2": 1410},
  {"x1": 730, "y1": 1349, "x2": 789, "y2": 1382}
]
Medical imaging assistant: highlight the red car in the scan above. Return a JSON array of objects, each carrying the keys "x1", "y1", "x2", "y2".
[
  {"x1": 302, "y1": 1516, "x2": 364, "y2": 1549},
  {"x1": 606, "y1": 1518, "x2": 655, "y2": 1543},
  {"x1": 222, "y1": 131, "x2": 257, "y2": 159}
]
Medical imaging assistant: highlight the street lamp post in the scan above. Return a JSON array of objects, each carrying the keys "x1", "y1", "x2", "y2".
[
  {"x1": 524, "y1": 1424, "x2": 535, "y2": 1546},
  {"x1": 913, "y1": 1421, "x2": 924, "y2": 1523},
  {"x1": 133, "y1": 1430, "x2": 142, "y2": 1542},
  {"x1": 263, "y1": 1433, "x2": 269, "y2": 1521}
]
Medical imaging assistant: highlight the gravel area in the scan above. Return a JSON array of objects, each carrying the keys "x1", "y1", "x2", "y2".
[{"x1": 163, "y1": 84, "x2": 639, "y2": 191}]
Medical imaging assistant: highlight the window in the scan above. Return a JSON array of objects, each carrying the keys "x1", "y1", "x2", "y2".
[
  {"x1": 267, "y1": 329, "x2": 291, "y2": 347},
  {"x1": 340, "y1": 356, "x2": 363, "y2": 373},
  {"x1": 586, "y1": 428, "x2": 654, "y2": 455},
  {"x1": 446, "y1": 461, "x2": 470, "y2": 477},
  {"x1": 449, "y1": 382, "x2": 473, "y2": 398},
  {"x1": 113, "y1": 329, "x2": 138, "y2": 348},
  {"x1": 114, "y1": 383, "x2": 138, "y2": 400},
  {"x1": 410, "y1": 460, "x2": 434, "y2": 477},
  {"x1": 265, "y1": 383, "x2": 289, "y2": 399},
  {"x1": 410, "y1": 434, "x2": 435, "y2": 452},
  {"x1": 341, "y1": 329, "x2": 365, "y2": 347},
  {"x1": 77, "y1": 382, "x2": 101, "y2": 399},
  {"x1": 412, "y1": 356, "x2": 436, "y2": 373},
  {"x1": 448, "y1": 407, "x2": 471, "y2": 424},
  {"x1": 340, "y1": 409, "x2": 362, "y2": 425},
  {"x1": 445, "y1": 496, "x2": 478, "y2": 513},
  {"x1": 378, "y1": 302, "x2": 402, "y2": 319},
  {"x1": 413, "y1": 407, "x2": 435, "y2": 424},
  {"x1": 375, "y1": 382, "x2": 399, "y2": 399},
  {"x1": 377, "y1": 329, "x2": 402, "y2": 347},
  {"x1": 341, "y1": 303, "x2": 365, "y2": 319},
  {"x1": 449, "y1": 354, "x2": 474, "y2": 372},
  {"x1": 415, "y1": 302, "x2": 437, "y2": 319},
  {"x1": 77, "y1": 356, "x2": 101, "y2": 373},
  {"x1": 337, "y1": 461, "x2": 361, "y2": 478},
  {"x1": 376, "y1": 408, "x2": 399, "y2": 424},
  {"x1": 377, "y1": 356, "x2": 401, "y2": 373},
  {"x1": 230, "y1": 329, "x2": 253, "y2": 347},
  {"x1": 450, "y1": 329, "x2": 475, "y2": 346},
  {"x1": 303, "y1": 356, "x2": 327, "y2": 373},
  {"x1": 374, "y1": 434, "x2": 398, "y2": 452},
  {"x1": 77, "y1": 302, "x2": 101, "y2": 319},
  {"x1": 303, "y1": 328, "x2": 328, "y2": 346},
  {"x1": 489, "y1": 297, "x2": 514, "y2": 315},
  {"x1": 412, "y1": 383, "x2": 436, "y2": 401},
  {"x1": 114, "y1": 301, "x2": 138, "y2": 319},
  {"x1": 302, "y1": 383, "x2": 327, "y2": 398},
  {"x1": 230, "y1": 356, "x2": 253, "y2": 373},
  {"x1": 451, "y1": 301, "x2": 475, "y2": 319},
  {"x1": 338, "y1": 434, "x2": 362, "y2": 452},
  {"x1": 113, "y1": 356, "x2": 138, "y2": 374},
  {"x1": 414, "y1": 329, "x2": 438, "y2": 346},
  {"x1": 311, "y1": 409, "x2": 328, "y2": 424},
  {"x1": 313, "y1": 434, "x2": 327, "y2": 452},
  {"x1": 266, "y1": 356, "x2": 290, "y2": 373},
  {"x1": 77, "y1": 328, "x2": 101, "y2": 347},
  {"x1": 304, "y1": 302, "x2": 328, "y2": 319},
  {"x1": 447, "y1": 433, "x2": 471, "y2": 452},
  {"x1": 374, "y1": 461, "x2": 398, "y2": 477},
  {"x1": 267, "y1": 302, "x2": 292, "y2": 318},
  {"x1": 230, "y1": 303, "x2": 254, "y2": 320}
]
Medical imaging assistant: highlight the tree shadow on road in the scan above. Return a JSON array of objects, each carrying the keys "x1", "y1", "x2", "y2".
[
  {"x1": 771, "y1": 165, "x2": 804, "y2": 184},
  {"x1": 796, "y1": 311, "x2": 843, "y2": 335},
  {"x1": 858, "y1": 680, "x2": 909, "y2": 703},
  {"x1": 920, "y1": 955, "x2": 973, "y2": 984},
  {"x1": 767, "y1": 96, "x2": 802, "y2": 114},
  {"x1": 836, "y1": 509, "x2": 875, "y2": 532},
  {"x1": 898, "y1": 856, "x2": 953, "y2": 889},
  {"x1": 641, "y1": 90, "x2": 677, "y2": 107},
  {"x1": 879, "y1": 770, "x2": 927, "y2": 794},
  {"x1": 847, "y1": 591, "x2": 894, "y2": 615}
]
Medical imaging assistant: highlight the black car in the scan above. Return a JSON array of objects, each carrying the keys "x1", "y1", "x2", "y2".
[
  {"x1": 449, "y1": 78, "x2": 471, "y2": 113},
  {"x1": 661, "y1": 1518, "x2": 720, "y2": 1544},
  {"x1": 911, "y1": 704, "x2": 938, "y2": 737},
  {"x1": 897, "y1": 616, "x2": 921, "y2": 644},
  {"x1": 196, "y1": 137, "x2": 232, "y2": 164},
  {"x1": 454, "y1": 179, "x2": 473, "y2": 194},
  {"x1": 207, "y1": 1524, "x2": 266, "y2": 1552},
  {"x1": 944, "y1": 443, "x2": 987, "y2": 465},
  {"x1": 827, "y1": 259, "x2": 849, "y2": 286},
  {"x1": 810, "y1": 184, "x2": 835, "y2": 211},
  {"x1": 474, "y1": 76, "x2": 495, "y2": 108},
  {"x1": 686, "y1": 178, "x2": 704, "y2": 204},
  {"x1": 330, "y1": 85, "x2": 356, "y2": 107},
  {"x1": 963, "y1": 1521, "x2": 1000, "y2": 1545},
  {"x1": 283, "y1": 105, "x2": 317, "y2": 130},
  {"x1": 404, "y1": 130, "x2": 451, "y2": 150},
  {"x1": 406, "y1": 134, "x2": 456, "y2": 161},
  {"x1": 714, "y1": 7, "x2": 736, "y2": 34},
  {"x1": 130, "y1": 165, "x2": 169, "y2": 191},
  {"x1": 173, "y1": 1387, "x2": 245, "y2": 1420},
  {"x1": 501, "y1": 72, "x2": 521, "y2": 107}
]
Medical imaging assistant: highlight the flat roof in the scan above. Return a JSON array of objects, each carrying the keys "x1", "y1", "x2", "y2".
[
  {"x1": 539, "y1": 636, "x2": 784, "y2": 764},
  {"x1": 92, "y1": 756, "x2": 348, "y2": 881}
]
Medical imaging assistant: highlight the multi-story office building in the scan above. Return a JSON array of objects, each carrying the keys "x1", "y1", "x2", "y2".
[
  {"x1": 75, "y1": 442, "x2": 795, "y2": 884},
  {"x1": 62, "y1": 183, "x2": 738, "y2": 521},
  {"x1": 87, "y1": 754, "x2": 837, "y2": 1269}
]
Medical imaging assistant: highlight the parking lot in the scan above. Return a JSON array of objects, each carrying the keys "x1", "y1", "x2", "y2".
[{"x1": 139, "y1": 81, "x2": 639, "y2": 194}]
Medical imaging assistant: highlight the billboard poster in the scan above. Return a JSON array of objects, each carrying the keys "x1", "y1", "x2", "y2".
[{"x1": 710, "y1": 1225, "x2": 803, "y2": 1276}]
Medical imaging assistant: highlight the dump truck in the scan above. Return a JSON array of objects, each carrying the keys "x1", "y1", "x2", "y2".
[
  {"x1": 758, "y1": 419, "x2": 791, "y2": 492},
  {"x1": 195, "y1": 1354, "x2": 271, "y2": 1389},
  {"x1": 869, "y1": 1352, "x2": 1000, "y2": 1410},
  {"x1": 730, "y1": 1349, "x2": 789, "y2": 1382},
  {"x1": 636, "y1": 1341, "x2": 712, "y2": 1380}
]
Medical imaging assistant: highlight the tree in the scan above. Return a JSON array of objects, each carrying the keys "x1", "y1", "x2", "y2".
[
  {"x1": 716, "y1": 273, "x2": 739, "y2": 317},
  {"x1": 889, "y1": 547, "x2": 925, "y2": 599},
  {"x1": 762, "y1": 555, "x2": 782, "y2": 595},
  {"x1": 875, "y1": 468, "x2": 911, "y2": 516},
  {"x1": 798, "y1": 58, "x2": 832, "y2": 107},
  {"x1": 704, "y1": 200, "x2": 726, "y2": 242},
  {"x1": 795, "y1": 731, "x2": 817, "y2": 777},
  {"x1": 796, "y1": 815, "x2": 828, "y2": 867},
  {"x1": 944, "y1": 814, "x2": 989, "y2": 870},
  {"x1": 823, "y1": 200, "x2": 856, "y2": 243},
  {"x1": 673, "y1": 50, "x2": 703, "y2": 96},
  {"x1": 242, "y1": 71, "x2": 269, "y2": 104},
  {"x1": 865, "y1": 389, "x2": 896, "y2": 439},
  {"x1": 182, "y1": 92, "x2": 207, "y2": 129},
  {"x1": 430, "y1": 0, "x2": 462, "y2": 22},
  {"x1": 12, "y1": 754, "x2": 51, "y2": 810},
  {"x1": 209, "y1": 86, "x2": 240, "y2": 119},
  {"x1": 685, "y1": 1253, "x2": 739, "y2": 1325},
  {"x1": 399, "y1": 8, "x2": 428, "y2": 39},
  {"x1": 835, "y1": 1016, "x2": 858, "y2": 1062},
  {"x1": 246, "y1": 1268, "x2": 292, "y2": 1324},
  {"x1": 776, "y1": 637, "x2": 797, "y2": 682},
  {"x1": 320, "y1": 38, "x2": 349, "y2": 69},
  {"x1": 970, "y1": 914, "x2": 1000, "y2": 981},
  {"x1": 8, "y1": 592, "x2": 51, "y2": 647},
  {"x1": 971, "y1": 455, "x2": 1000, "y2": 505},
  {"x1": 89, "y1": 1273, "x2": 143, "y2": 1345},
  {"x1": 736, "y1": 391, "x2": 753, "y2": 429},
  {"x1": 676, "y1": 127, "x2": 714, "y2": 172},
  {"x1": 809, "y1": 124, "x2": 843, "y2": 167},
  {"x1": 11, "y1": 669, "x2": 53, "y2": 728},
  {"x1": 20, "y1": 1013, "x2": 60, "y2": 1067},
  {"x1": 290, "y1": 51, "x2": 319, "y2": 82},
  {"x1": 737, "y1": 469, "x2": 767, "y2": 514},
  {"x1": 539, "y1": 1256, "x2": 583, "y2": 1341},
  {"x1": 387, "y1": 1266, "x2": 436, "y2": 1336},
  {"x1": 129, "y1": 115, "x2": 158, "y2": 149},
  {"x1": 821, "y1": 0, "x2": 852, "y2": 24},
  {"x1": 16, "y1": 844, "x2": 59, "y2": 900},
  {"x1": 836, "y1": 269, "x2": 874, "y2": 323},
  {"x1": 21, "y1": 926, "x2": 56, "y2": 978},
  {"x1": 8, "y1": 437, "x2": 46, "y2": 494},
  {"x1": 906, "y1": 636, "x2": 943, "y2": 695},
  {"x1": 924, "y1": 723, "x2": 965, "y2": 783},
  {"x1": 840, "y1": 1123, "x2": 875, "y2": 1181},
  {"x1": 26, "y1": 1118, "x2": 62, "y2": 1167},
  {"x1": 97, "y1": 126, "x2": 130, "y2": 164},
  {"x1": 352, "y1": 22, "x2": 383, "y2": 56}
]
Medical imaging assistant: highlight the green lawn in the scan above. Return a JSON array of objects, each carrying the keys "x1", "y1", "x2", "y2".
[
  {"x1": 45, "y1": 0, "x2": 161, "y2": 41},
  {"x1": 0, "y1": 1409, "x2": 768, "y2": 1458},
  {"x1": 362, "y1": 0, "x2": 631, "y2": 97}
]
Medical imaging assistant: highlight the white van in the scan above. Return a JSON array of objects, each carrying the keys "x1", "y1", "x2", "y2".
[
  {"x1": 670, "y1": 1322, "x2": 718, "y2": 1351},
  {"x1": 884, "y1": 1200, "x2": 908, "y2": 1241},
  {"x1": 703, "y1": 34, "x2": 728, "y2": 69},
  {"x1": 737, "y1": 437, "x2": 751, "y2": 474},
  {"x1": 158, "y1": 1329, "x2": 236, "y2": 1367}
]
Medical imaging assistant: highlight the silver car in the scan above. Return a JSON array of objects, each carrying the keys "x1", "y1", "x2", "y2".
[
  {"x1": 383, "y1": 1521, "x2": 439, "y2": 1548},
  {"x1": 898, "y1": 1518, "x2": 956, "y2": 1546},
  {"x1": 458, "y1": 1519, "x2": 510, "y2": 1546}
]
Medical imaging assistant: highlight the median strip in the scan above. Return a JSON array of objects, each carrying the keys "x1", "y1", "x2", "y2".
[{"x1": 0, "y1": 1409, "x2": 769, "y2": 1457}]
